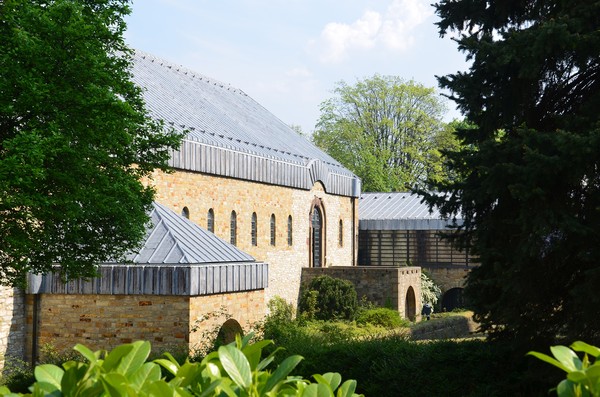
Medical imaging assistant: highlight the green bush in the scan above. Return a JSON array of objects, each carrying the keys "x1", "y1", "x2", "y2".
[
  {"x1": 298, "y1": 275, "x2": 358, "y2": 321},
  {"x1": 356, "y1": 307, "x2": 408, "y2": 329},
  {"x1": 528, "y1": 341, "x2": 600, "y2": 396},
  {"x1": 0, "y1": 337, "x2": 363, "y2": 396}
]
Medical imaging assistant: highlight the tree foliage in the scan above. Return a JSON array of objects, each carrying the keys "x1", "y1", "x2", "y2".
[
  {"x1": 313, "y1": 75, "x2": 453, "y2": 192},
  {"x1": 0, "y1": 0, "x2": 181, "y2": 285},
  {"x1": 424, "y1": 0, "x2": 600, "y2": 346}
]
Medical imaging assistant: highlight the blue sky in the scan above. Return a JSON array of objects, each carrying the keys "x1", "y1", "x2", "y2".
[{"x1": 125, "y1": 0, "x2": 469, "y2": 133}]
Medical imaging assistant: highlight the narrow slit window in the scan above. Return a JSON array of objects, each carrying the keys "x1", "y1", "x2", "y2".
[
  {"x1": 287, "y1": 215, "x2": 293, "y2": 246},
  {"x1": 182, "y1": 207, "x2": 190, "y2": 219},
  {"x1": 230, "y1": 211, "x2": 237, "y2": 246},
  {"x1": 338, "y1": 219, "x2": 343, "y2": 247},
  {"x1": 207, "y1": 208, "x2": 214, "y2": 233},
  {"x1": 251, "y1": 212, "x2": 257, "y2": 246},
  {"x1": 270, "y1": 214, "x2": 276, "y2": 246}
]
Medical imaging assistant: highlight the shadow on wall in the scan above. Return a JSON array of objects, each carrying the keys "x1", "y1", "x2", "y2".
[{"x1": 0, "y1": 287, "x2": 28, "y2": 374}]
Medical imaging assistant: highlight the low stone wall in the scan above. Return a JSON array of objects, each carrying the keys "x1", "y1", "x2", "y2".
[
  {"x1": 25, "y1": 289, "x2": 265, "y2": 362},
  {"x1": 0, "y1": 287, "x2": 26, "y2": 372},
  {"x1": 301, "y1": 266, "x2": 421, "y2": 320}
]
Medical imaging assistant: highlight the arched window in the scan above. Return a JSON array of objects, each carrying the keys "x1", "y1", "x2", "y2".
[
  {"x1": 270, "y1": 214, "x2": 276, "y2": 246},
  {"x1": 338, "y1": 219, "x2": 343, "y2": 247},
  {"x1": 207, "y1": 208, "x2": 214, "y2": 233},
  {"x1": 182, "y1": 207, "x2": 190, "y2": 219},
  {"x1": 230, "y1": 211, "x2": 237, "y2": 246},
  {"x1": 287, "y1": 215, "x2": 293, "y2": 246},
  {"x1": 311, "y1": 206, "x2": 323, "y2": 267},
  {"x1": 251, "y1": 212, "x2": 257, "y2": 246}
]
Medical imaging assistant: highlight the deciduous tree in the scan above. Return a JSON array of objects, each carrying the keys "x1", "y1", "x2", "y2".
[
  {"x1": 313, "y1": 75, "x2": 452, "y2": 192},
  {"x1": 0, "y1": 0, "x2": 181, "y2": 285},
  {"x1": 424, "y1": 0, "x2": 600, "y2": 346}
]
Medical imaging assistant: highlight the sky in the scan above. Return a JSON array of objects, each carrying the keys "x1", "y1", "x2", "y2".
[{"x1": 124, "y1": 0, "x2": 470, "y2": 134}]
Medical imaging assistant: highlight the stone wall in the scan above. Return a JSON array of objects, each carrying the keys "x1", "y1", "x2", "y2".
[
  {"x1": 423, "y1": 266, "x2": 470, "y2": 293},
  {"x1": 149, "y1": 169, "x2": 358, "y2": 307},
  {"x1": 25, "y1": 290, "x2": 264, "y2": 362},
  {"x1": 0, "y1": 287, "x2": 26, "y2": 372},
  {"x1": 301, "y1": 267, "x2": 422, "y2": 320}
]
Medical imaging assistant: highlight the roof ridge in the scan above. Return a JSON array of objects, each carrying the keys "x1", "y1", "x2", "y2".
[
  {"x1": 151, "y1": 203, "x2": 192, "y2": 263},
  {"x1": 134, "y1": 49, "x2": 247, "y2": 97}
]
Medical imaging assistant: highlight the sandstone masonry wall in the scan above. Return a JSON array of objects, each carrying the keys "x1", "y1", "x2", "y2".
[
  {"x1": 0, "y1": 287, "x2": 26, "y2": 372},
  {"x1": 149, "y1": 170, "x2": 358, "y2": 307},
  {"x1": 301, "y1": 266, "x2": 422, "y2": 320},
  {"x1": 25, "y1": 290, "x2": 264, "y2": 362}
]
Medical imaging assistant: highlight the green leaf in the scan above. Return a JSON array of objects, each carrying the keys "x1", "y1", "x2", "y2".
[
  {"x1": 336, "y1": 380, "x2": 358, "y2": 397},
  {"x1": 115, "y1": 340, "x2": 151, "y2": 377},
  {"x1": 551, "y1": 346, "x2": 582, "y2": 372},
  {"x1": 130, "y1": 362, "x2": 161, "y2": 390},
  {"x1": 302, "y1": 383, "x2": 334, "y2": 397},
  {"x1": 242, "y1": 339, "x2": 272, "y2": 370},
  {"x1": 571, "y1": 342, "x2": 600, "y2": 358},
  {"x1": 102, "y1": 344, "x2": 134, "y2": 373},
  {"x1": 146, "y1": 380, "x2": 177, "y2": 397},
  {"x1": 262, "y1": 355, "x2": 304, "y2": 393},
  {"x1": 317, "y1": 373, "x2": 342, "y2": 391},
  {"x1": 567, "y1": 370, "x2": 587, "y2": 383},
  {"x1": 34, "y1": 364, "x2": 64, "y2": 390},
  {"x1": 556, "y1": 379, "x2": 578, "y2": 397},
  {"x1": 74, "y1": 344, "x2": 100, "y2": 364},
  {"x1": 218, "y1": 345, "x2": 252, "y2": 389},
  {"x1": 154, "y1": 359, "x2": 179, "y2": 377},
  {"x1": 100, "y1": 373, "x2": 128, "y2": 396},
  {"x1": 528, "y1": 351, "x2": 570, "y2": 372}
]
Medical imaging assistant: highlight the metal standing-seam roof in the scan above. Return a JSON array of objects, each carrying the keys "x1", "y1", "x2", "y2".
[
  {"x1": 359, "y1": 192, "x2": 463, "y2": 231},
  {"x1": 122, "y1": 202, "x2": 256, "y2": 265},
  {"x1": 130, "y1": 50, "x2": 361, "y2": 197}
]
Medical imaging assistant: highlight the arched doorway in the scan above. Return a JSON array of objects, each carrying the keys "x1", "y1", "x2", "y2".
[
  {"x1": 405, "y1": 286, "x2": 416, "y2": 321},
  {"x1": 216, "y1": 319, "x2": 243, "y2": 346},
  {"x1": 311, "y1": 206, "x2": 323, "y2": 267},
  {"x1": 441, "y1": 288, "x2": 465, "y2": 312}
]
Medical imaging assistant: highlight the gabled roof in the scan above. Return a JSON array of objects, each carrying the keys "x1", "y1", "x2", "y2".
[
  {"x1": 359, "y1": 192, "x2": 463, "y2": 231},
  {"x1": 124, "y1": 202, "x2": 255, "y2": 264},
  {"x1": 130, "y1": 51, "x2": 360, "y2": 197}
]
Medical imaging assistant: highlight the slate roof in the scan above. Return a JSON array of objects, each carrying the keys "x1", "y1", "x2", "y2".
[
  {"x1": 359, "y1": 192, "x2": 463, "y2": 231},
  {"x1": 123, "y1": 202, "x2": 256, "y2": 264},
  {"x1": 130, "y1": 51, "x2": 361, "y2": 197}
]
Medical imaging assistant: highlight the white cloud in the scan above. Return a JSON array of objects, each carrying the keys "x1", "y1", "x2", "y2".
[
  {"x1": 286, "y1": 67, "x2": 313, "y2": 78},
  {"x1": 311, "y1": 0, "x2": 433, "y2": 63}
]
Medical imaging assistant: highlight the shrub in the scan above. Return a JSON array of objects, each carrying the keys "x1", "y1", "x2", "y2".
[
  {"x1": 528, "y1": 341, "x2": 600, "y2": 396},
  {"x1": 298, "y1": 275, "x2": 358, "y2": 321},
  {"x1": 356, "y1": 308, "x2": 408, "y2": 329},
  {"x1": 421, "y1": 271, "x2": 442, "y2": 306},
  {"x1": 0, "y1": 337, "x2": 363, "y2": 396}
]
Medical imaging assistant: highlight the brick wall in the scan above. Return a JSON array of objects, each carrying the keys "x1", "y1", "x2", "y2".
[
  {"x1": 148, "y1": 170, "x2": 358, "y2": 307},
  {"x1": 0, "y1": 287, "x2": 26, "y2": 372},
  {"x1": 301, "y1": 266, "x2": 422, "y2": 320},
  {"x1": 25, "y1": 290, "x2": 264, "y2": 362},
  {"x1": 423, "y1": 266, "x2": 469, "y2": 293}
]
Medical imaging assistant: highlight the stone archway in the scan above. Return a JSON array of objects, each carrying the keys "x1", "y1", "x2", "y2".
[
  {"x1": 441, "y1": 288, "x2": 465, "y2": 312},
  {"x1": 405, "y1": 286, "x2": 417, "y2": 321},
  {"x1": 216, "y1": 319, "x2": 243, "y2": 346}
]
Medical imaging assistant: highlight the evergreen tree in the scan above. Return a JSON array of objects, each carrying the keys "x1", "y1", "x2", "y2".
[
  {"x1": 424, "y1": 0, "x2": 600, "y2": 346},
  {"x1": 0, "y1": 0, "x2": 181, "y2": 285}
]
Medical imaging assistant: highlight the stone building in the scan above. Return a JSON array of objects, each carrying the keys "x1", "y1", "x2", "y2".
[
  {"x1": 358, "y1": 192, "x2": 476, "y2": 310},
  {"x1": 23, "y1": 202, "x2": 268, "y2": 362},
  {"x1": 0, "y1": 52, "x2": 428, "y2": 369},
  {"x1": 130, "y1": 51, "x2": 362, "y2": 306}
]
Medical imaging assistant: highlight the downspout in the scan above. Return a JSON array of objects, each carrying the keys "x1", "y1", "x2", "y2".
[
  {"x1": 31, "y1": 294, "x2": 40, "y2": 367},
  {"x1": 351, "y1": 196, "x2": 356, "y2": 266}
]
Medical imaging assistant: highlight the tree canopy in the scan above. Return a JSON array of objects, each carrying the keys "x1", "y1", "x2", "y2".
[
  {"x1": 424, "y1": 0, "x2": 600, "y2": 346},
  {"x1": 313, "y1": 75, "x2": 454, "y2": 192},
  {"x1": 0, "y1": 0, "x2": 181, "y2": 285}
]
